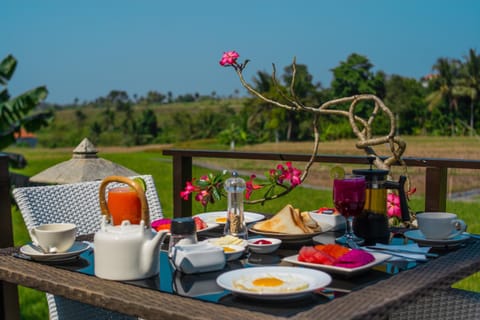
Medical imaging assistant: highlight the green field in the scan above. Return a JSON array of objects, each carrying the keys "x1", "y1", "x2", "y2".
[{"x1": 6, "y1": 141, "x2": 480, "y2": 319}]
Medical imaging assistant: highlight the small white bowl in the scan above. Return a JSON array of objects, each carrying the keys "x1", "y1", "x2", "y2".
[
  {"x1": 247, "y1": 238, "x2": 282, "y2": 254},
  {"x1": 221, "y1": 244, "x2": 246, "y2": 261}
]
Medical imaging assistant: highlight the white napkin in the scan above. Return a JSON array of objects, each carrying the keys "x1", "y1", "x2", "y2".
[{"x1": 363, "y1": 243, "x2": 432, "y2": 261}]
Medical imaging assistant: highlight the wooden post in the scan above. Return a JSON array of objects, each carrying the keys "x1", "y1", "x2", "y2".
[
  {"x1": 171, "y1": 154, "x2": 192, "y2": 218},
  {"x1": 0, "y1": 155, "x2": 20, "y2": 320},
  {"x1": 424, "y1": 167, "x2": 448, "y2": 212}
]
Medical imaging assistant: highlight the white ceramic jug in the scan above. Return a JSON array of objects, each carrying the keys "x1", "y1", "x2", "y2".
[{"x1": 94, "y1": 176, "x2": 168, "y2": 281}]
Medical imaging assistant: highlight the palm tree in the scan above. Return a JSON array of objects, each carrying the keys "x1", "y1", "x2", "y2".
[
  {"x1": 0, "y1": 55, "x2": 51, "y2": 165},
  {"x1": 455, "y1": 49, "x2": 480, "y2": 135},
  {"x1": 426, "y1": 57, "x2": 462, "y2": 136}
]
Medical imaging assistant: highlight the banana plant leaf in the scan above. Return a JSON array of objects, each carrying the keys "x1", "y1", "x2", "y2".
[{"x1": 0, "y1": 54, "x2": 52, "y2": 151}]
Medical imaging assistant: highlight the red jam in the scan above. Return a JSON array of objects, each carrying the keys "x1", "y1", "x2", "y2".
[{"x1": 253, "y1": 239, "x2": 272, "y2": 245}]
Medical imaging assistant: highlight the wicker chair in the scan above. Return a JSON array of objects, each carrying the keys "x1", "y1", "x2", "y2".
[
  {"x1": 13, "y1": 175, "x2": 163, "y2": 320},
  {"x1": 389, "y1": 288, "x2": 480, "y2": 320}
]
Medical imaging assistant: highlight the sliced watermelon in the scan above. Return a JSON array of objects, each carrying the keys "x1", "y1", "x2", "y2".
[{"x1": 298, "y1": 246, "x2": 336, "y2": 265}]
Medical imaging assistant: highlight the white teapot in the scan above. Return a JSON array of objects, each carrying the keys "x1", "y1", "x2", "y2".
[{"x1": 94, "y1": 176, "x2": 168, "y2": 281}]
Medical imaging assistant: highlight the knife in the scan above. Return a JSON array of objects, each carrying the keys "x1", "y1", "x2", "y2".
[{"x1": 365, "y1": 246, "x2": 438, "y2": 258}]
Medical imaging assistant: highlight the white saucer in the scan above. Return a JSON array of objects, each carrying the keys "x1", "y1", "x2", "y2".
[
  {"x1": 20, "y1": 241, "x2": 91, "y2": 262},
  {"x1": 404, "y1": 230, "x2": 470, "y2": 248}
]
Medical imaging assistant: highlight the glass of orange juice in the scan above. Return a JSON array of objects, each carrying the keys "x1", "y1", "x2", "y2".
[{"x1": 107, "y1": 187, "x2": 142, "y2": 225}]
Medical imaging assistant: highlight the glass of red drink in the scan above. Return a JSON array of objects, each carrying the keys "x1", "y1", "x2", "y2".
[{"x1": 333, "y1": 175, "x2": 366, "y2": 246}]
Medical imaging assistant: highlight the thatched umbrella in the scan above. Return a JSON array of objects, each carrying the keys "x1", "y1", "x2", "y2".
[{"x1": 30, "y1": 138, "x2": 138, "y2": 184}]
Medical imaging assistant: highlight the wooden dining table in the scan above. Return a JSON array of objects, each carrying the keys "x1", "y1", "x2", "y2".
[{"x1": 1, "y1": 228, "x2": 480, "y2": 320}]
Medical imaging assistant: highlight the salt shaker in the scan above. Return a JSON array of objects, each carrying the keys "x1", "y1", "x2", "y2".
[
  {"x1": 223, "y1": 171, "x2": 247, "y2": 239},
  {"x1": 168, "y1": 217, "x2": 197, "y2": 258}
]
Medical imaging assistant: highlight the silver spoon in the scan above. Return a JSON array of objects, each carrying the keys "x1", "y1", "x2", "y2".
[{"x1": 30, "y1": 243, "x2": 57, "y2": 254}]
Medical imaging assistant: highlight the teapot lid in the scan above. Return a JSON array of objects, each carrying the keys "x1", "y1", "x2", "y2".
[{"x1": 103, "y1": 220, "x2": 145, "y2": 233}]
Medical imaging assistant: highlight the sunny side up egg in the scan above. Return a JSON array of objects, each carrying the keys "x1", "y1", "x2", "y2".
[
  {"x1": 232, "y1": 273, "x2": 309, "y2": 293},
  {"x1": 215, "y1": 217, "x2": 227, "y2": 223}
]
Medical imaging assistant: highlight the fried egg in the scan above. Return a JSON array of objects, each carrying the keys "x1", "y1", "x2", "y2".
[
  {"x1": 232, "y1": 273, "x2": 309, "y2": 293},
  {"x1": 215, "y1": 217, "x2": 227, "y2": 224}
]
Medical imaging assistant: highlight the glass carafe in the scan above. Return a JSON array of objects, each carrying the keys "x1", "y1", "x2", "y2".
[{"x1": 352, "y1": 168, "x2": 390, "y2": 245}]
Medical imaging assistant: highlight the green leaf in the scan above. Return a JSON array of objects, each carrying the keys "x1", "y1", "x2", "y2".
[
  {"x1": 0, "y1": 55, "x2": 17, "y2": 85},
  {"x1": 196, "y1": 179, "x2": 210, "y2": 188},
  {"x1": 212, "y1": 188, "x2": 221, "y2": 201},
  {"x1": 0, "y1": 85, "x2": 50, "y2": 150}
]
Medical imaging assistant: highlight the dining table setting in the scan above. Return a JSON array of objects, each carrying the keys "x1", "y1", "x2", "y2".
[{"x1": 2, "y1": 174, "x2": 480, "y2": 320}]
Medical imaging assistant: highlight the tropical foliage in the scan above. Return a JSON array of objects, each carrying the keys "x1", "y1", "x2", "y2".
[
  {"x1": 0, "y1": 55, "x2": 52, "y2": 157},
  {"x1": 26, "y1": 49, "x2": 480, "y2": 148}
]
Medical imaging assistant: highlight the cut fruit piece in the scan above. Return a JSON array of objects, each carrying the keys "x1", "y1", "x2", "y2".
[
  {"x1": 330, "y1": 166, "x2": 345, "y2": 179},
  {"x1": 133, "y1": 177, "x2": 147, "y2": 192}
]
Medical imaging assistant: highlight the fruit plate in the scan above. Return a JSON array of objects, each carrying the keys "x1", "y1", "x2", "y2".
[
  {"x1": 194, "y1": 211, "x2": 265, "y2": 225},
  {"x1": 282, "y1": 251, "x2": 391, "y2": 277},
  {"x1": 216, "y1": 266, "x2": 331, "y2": 300}
]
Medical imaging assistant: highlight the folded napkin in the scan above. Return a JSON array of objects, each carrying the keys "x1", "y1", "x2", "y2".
[{"x1": 363, "y1": 243, "x2": 432, "y2": 261}]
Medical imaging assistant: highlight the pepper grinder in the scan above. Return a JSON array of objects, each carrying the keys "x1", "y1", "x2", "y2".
[
  {"x1": 223, "y1": 171, "x2": 247, "y2": 239},
  {"x1": 168, "y1": 217, "x2": 197, "y2": 258}
]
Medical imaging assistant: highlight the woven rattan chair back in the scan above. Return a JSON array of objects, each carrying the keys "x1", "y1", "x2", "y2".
[{"x1": 13, "y1": 175, "x2": 163, "y2": 320}]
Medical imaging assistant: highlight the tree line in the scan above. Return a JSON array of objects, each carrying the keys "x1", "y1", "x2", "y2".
[{"x1": 36, "y1": 48, "x2": 480, "y2": 148}]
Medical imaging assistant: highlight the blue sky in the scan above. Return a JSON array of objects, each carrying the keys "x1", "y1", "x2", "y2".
[{"x1": 1, "y1": 0, "x2": 479, "y2": 104}]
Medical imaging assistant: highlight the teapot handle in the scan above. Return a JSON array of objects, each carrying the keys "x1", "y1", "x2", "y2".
[{"x1": 98, "y1": 176, "x2": 150, "y2": 226}]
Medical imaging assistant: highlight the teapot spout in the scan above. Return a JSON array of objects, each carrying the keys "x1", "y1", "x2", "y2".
[{"x1": 141, "y1": 229, "x2": 168, "y2": 273}]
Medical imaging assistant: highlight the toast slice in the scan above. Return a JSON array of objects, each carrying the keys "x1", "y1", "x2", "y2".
[
  {"x1": 251, "y1": 204, "x2": 305, "y2": 234},
  {"x1": 300, "y1": 211, "x2": 322, "y2": 233},
  {"x1": 292, "y1": 208, "x2": 311, "y2": 233}
]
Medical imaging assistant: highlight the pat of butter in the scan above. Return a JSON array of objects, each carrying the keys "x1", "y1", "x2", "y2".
[{"x1": 309, "y1": 211, "x2": 346, "y2": 231}]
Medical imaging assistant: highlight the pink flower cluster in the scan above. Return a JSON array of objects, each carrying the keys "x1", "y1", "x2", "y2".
[
  {"x1": 270, "y1": 162, "x2": 302, "y2": 187},
  {"x1": 219, "y1": 51, "x2": 240, "y2": 66},
  {"x1": 180, "y1": 176, "x2": 215, "y2": 208},
  {"x1": 180, "y1": 162, "x2": 303, "y2": 210}
]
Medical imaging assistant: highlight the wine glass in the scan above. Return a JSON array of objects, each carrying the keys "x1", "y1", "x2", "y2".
[{"x1": 333, "y1": 175, "x2": 366, "y2": 246}]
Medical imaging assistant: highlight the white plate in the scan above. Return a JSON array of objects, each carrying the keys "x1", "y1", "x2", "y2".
[
  {"x1": 216, "y1": 266, "x2": 331, "y2": 300},
  {"x1": 222, "y1": 244, "x2": 246, "y2": 261},
  {"x1": 20, "y1": 241, "x2": 91, "y2": 262},
  {"x1": 282, "y1": 251, "x2": 391, "y2": 276},
  {"x1": 404, "y1": 230, "x2": 470, "y2": 248},
  {"x1": 194, "y1": 211, "x2": 265, "y2": 225},
  {"x1": 248, "y1": 223, "x2": 333, "y2": 241}
]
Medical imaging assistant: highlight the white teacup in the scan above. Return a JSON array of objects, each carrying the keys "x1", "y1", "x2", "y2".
[
  {"x1": 29, "y1": 223, "x2": 77, "y2": 253},
  {"x1": 416, "y1": 212, "x2": 466, "y2": 240}
]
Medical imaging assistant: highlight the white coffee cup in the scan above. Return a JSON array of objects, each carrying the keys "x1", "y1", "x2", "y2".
[
  {"x1": 29, "y1": 223, "x2": 77, "y2": 253},
  {"x1": 416, "y1": 212, "x2": 467, "y2": 240}
]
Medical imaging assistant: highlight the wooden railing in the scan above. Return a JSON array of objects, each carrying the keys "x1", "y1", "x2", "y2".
[
  {"x1": 162, "y1": 149, "x2": 480, "y2": 218},
  {"x1": 1, "y1": 151, "x2": 480, "y2": 319}
]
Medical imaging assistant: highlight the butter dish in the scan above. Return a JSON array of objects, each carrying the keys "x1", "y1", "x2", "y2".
[
  {"x1": 309, "y1": 210, "x2": 346, "y2": 231},
  {"x1": 172, "y1": 242, "x2": 226, "y2": 274}
]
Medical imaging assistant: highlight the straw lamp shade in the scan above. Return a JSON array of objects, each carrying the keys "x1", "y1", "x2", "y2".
[{"x1": 30, "y1": 138, "x2": 138, "y2": 184}]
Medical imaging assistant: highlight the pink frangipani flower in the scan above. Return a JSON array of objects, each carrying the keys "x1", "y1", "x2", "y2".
[
  {"x1": 219, "y1": 51, "x2": 240, "y2": 66},
  {"x1": 246, "y1": 174, "x2": 263, "y2": 200},
  {"x1": 180, "y1": 180, "x2": 199, "y2": 200},
  {"x1": 387, "y1": 193, "x2": 401, "y2": 219}
]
